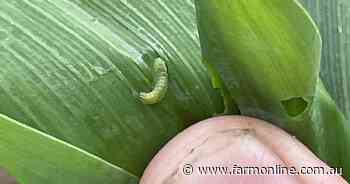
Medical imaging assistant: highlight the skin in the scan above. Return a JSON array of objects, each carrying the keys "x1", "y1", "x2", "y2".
[
  {"x1": 0, "y1": 169, "x2": 18, "y2": 184},
  {"x1": 140, "y1": 116, "x2": 348, "y2": 184}
]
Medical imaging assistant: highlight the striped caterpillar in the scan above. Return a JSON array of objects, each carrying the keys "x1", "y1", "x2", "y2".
[{"x1": 139, "y1": 58, "x2": 168, "y2": 104}]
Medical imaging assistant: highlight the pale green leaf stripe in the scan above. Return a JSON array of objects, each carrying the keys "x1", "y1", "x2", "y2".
[
  {"x1": 0, "y1": 114, "x2": 138, "y2": 184},
  {"x1": 0, "y1": 0, "x2": 224, "y2": 176},
  {"x1": 301, "y1": 0, "x2": 350, "y2": 118}
]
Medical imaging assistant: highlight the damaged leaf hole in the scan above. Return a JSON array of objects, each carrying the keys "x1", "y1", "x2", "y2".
[{"x1": 281, "y1": 97, "x2": 308, "y2": 117}]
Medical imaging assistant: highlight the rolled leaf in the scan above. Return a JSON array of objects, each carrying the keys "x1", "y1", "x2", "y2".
[{"x1": 195, "y1": 0, "x2": 350, "y2": 180}]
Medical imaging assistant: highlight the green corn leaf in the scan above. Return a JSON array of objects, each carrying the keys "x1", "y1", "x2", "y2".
[
  {"x1": 195, "y1": 0, "x2": 350, "y2": 180},
  {"x1": 301, "y1": 0, "x2": 350, "y2": 119},
  {"x1": 0, "y1": 114, "x2": 138, "y2": 184},
  {"x1": 1, "y1": 0, "x2": 349, "y2": 182},
  {"x1": 0, "y1": 0, "x2": 225, "y2": 181}
]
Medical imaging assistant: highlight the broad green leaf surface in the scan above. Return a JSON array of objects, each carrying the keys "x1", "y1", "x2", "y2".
[
  {"x1": 1, "y1": 0, "x2": 348, "y2": 182},
  {"x1": 0, "y1": 0, "x2": 224, "y2": 178},
  {"x1": 301, "y1": 0, "x2": 350, "y2": 119},
  {"x1": 0, "y1": 114, "x2": 138, "y2": 184},
  {"x1": 310, "y1": 82, "x2": 350, "y2": 174},
  {"x1": 195, "y1": 0, "x2": 350, "y2": 180},
  {"x1": 196, "y1": 0, "x2": 322, "y2": 124}
]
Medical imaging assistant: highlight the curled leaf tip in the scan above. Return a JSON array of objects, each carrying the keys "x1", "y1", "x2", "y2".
[{"x1": 139, "y1": 58, "x2": 168, "y2": 105}]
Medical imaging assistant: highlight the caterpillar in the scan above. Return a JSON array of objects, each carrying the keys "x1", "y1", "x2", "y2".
[{"x1": 139, "y1": 57, "x2": 168, "y2": 105}]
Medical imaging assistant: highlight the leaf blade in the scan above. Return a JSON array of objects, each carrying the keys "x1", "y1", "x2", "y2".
[
  {"x1": 300, "y1": 0, "x2": 350, "y2": 118},
  {"x1": 0, "y1": 0, "x2": 224, "y2": 176},
  {"x1": 0, "y1": 114, "x2": 138, "y2": 184},
  {"x1": 195, "y1": 0, "x2": 350, "y2": 180}
]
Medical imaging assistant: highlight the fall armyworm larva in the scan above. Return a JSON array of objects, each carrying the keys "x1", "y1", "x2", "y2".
[{"x1": 139, "y1": 58, "x2": 168, "y2": 104}]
